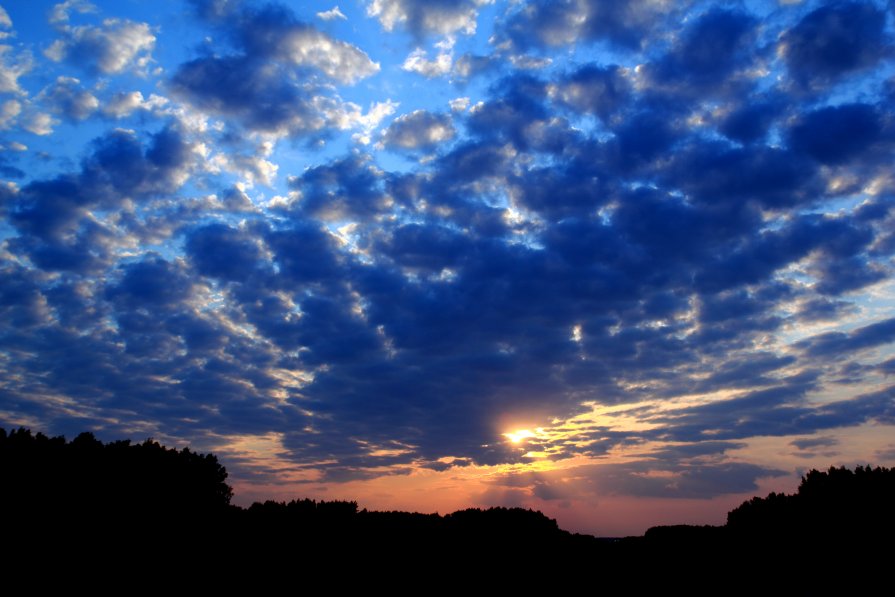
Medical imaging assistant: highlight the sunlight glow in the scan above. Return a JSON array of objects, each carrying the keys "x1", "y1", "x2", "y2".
[{"x1": 504, "y1": 429, "x2": 536, "y2": 444}]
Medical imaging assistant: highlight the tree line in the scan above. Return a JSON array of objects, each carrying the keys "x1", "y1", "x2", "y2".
[{"x1": 3, "y1": 427, "x2": 892, "y2": 586}]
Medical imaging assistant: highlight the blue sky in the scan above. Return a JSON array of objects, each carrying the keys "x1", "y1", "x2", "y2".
[{"x1": 2, "y1": 0, "x2": 895, "y2": 535}]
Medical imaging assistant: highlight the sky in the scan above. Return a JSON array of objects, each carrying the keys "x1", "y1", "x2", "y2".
[{"x1": 1, "y1": 0, "x2": 894, "y2": 537}]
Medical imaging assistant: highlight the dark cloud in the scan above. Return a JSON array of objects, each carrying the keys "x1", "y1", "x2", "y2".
[
  {"x1": 717, "y1": 99, "x2": 783, "y2": 145},
  {"x1": 265, "y1": 223, "x2": 345, "y2": 286},
  {"x1": 465, "y1": 74, "x2": 577, "y2": 153},
  {"x1": 564, "y1": 460, "x2": 788, "y2": 499},
  {"x1": 653, "y1": 381, "x2": 895, "y2": 444},
  {"x1": 812, "y1": 256, "x2": 887, "y2": 296},
  {"x1": 798, "y1": 317, "x2": 895, "y2": 359},
  {"x1": 695, "y1": 353, "x2": 796, "y2": 392},
  {"x1": 81, "y1": 125, "x2": 197, "y2": 198},
  {"x1": 552, "y1": 64, "x2": 630, "y2": 122},
  {"x1": 641, "y1": 8, "x2": 759, "y2": 98},
  {"x1": 498, "y1": 0, "x2": 685, "y2": 52},
  {"x1": 797, "y1": 298, "x2": 858, "y2": 323},
  {"x1": 666, "y1": 143, "x2": 822, "y2": 209},
  {"x1": 6, "y1": 122, "x2": 198, "y2": 272},
  {"x1": 787, "y1": 103, "x2": 890, "y2": 165},
  {"x1": 170, "y1": 3, "x2": 377, "y2": 135},
  {"x1": 790, "y1": 436, "x2": 838, "y2": 451},
  {"x1": 878, "y1": 358, "x2": 895, "y2": 376},
  {"x1": 185, "y1": 223, "x2": 268, "y2": 282},
  {"x1": 285, "y1": 155, "x2": 388, "y2": 221},
  {"x1": 170, "y1": 54, "x2": 325, "y2": 135},
  {"x1": 106, "y1": 256, "x2": 195, "y2": 310},
  {"x1": 780, "y1": 2, "x2": 891, "y2": 91},
  {"x1": 627, "y1": 462, "x2": 788, "y2": 498}
]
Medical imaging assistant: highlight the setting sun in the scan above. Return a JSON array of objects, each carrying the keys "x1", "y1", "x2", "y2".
[{"x1": 504, "y1": 429, "x2": 537, "y2": 444}]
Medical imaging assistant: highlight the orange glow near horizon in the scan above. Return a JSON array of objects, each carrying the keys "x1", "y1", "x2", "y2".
[{"x1": 213, "y1": 409, "x2": 895, "y2": 537}]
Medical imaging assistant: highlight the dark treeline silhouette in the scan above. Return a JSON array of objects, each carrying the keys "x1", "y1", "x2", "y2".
[
  {"x1": 726, "y1": 464, "x2": 895, "y2": 539},
  {"x1": 1, "y1": 428, "x2": 231, "y2": 526},
  {"x1": 4, "y1": 427, "x2": 893, "y2": 587}
]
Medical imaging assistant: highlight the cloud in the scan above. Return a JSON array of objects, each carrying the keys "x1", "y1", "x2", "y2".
[
  {"x1": 317, "y1": 6, "x2": 347, "y2": 21},
  {"x1": 185, "y1": 223, "x2": 268, "y2": 283},
  {"x1": 38, "y1": 77, "x2": 99, "y2": 121},
  {"x1": 402, "y1": 48, "x2": 452, "y2": 78},
  {"x1": 639, "y1": 8, "x2": 759, "y2": 99},
  {"x1": 106, "y1": 255, "x2": 195, "y2": 309},
  {"x1": 449, "y1": 97, "x2": 470, "y2": 112},
  {"x1": 0, "y1": 99, "x2": 21, "y2": 129},
  {"x1": 779, "y1": 2, "x2": 891, "y2": 91},
  {"x1": 789, "y1": 436, "x2": 838, "y2": 450},
  {"x1": 48, "y1": 0, "x2": 97, "y2": 25},
  {"x1": 497, "y1": 0, "x2": 685, "y2": 52},
  {"x1": 588, "y1": 461, "x2": 787, "y2": 499},
  {"x1": 490, "y1": 457, "x2": 787, "y2": 501},
  {"x1": 285, "y1": 154, "x2": 388, "y2": 220},
  {"x1": 787, "y1": 103, "x2": 890, "y2": 165},
  {"x1": 102, "y1": 91, "x2": 168, "y2": 119},
  {"x1": 22, "y1": 112, "x2": 58, "y2": 136},
  {"x1": 5, "y1": 122, "x2": 199, "y2": 273},
  {"x1": 717, "y1": 99, "x2": 783, "y2": 144},
  {"x1": 551, "y1": 64, "x2": 630, "y2": 122},
  {"x1": 44, "y1": 18, "x2": 156, "y2": 75},
  {"x1": 170, "y1": 3, "x2": 378, "y2": 136},
  {"x1": 380, "y1": 110, "x2": 455, "y2": 151},
  {"x1": 798, "y1": 317, "x2": 895, "y2": 359},
  {"x1": 0, "y1": 45, "x2": 34, "y2": 95},
  {"x1": 367, "y1": 0, "x2": 489, "y2": 37}
]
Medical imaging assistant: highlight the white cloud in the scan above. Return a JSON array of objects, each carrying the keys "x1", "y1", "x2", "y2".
[
  {"x1": 0, "y1": 98, "x2": 20, "y2": 129},
  {"x1": 102, "y1": 90, "x2": 168, "y2": 118},
  {"x1": 321, "y1": 97, "x2": 398, "y2": 137},
  {"x1": 0, "y1": 6, "x2": 12, "y2": 29},
  {"x1": 402, "y1": 47, "x2": 452, "y2": 78},
  {"x1": 23, "y1": 112, "x2": 58, "y2": 136},
  {"x1": 367, "y1": 0, "x2": 492, "y2": 37},
  {"x1": 211, "y1": 151, "x2": 279, "y2": 188},
  {"x1": 48, "y1": 0, "x2": 97, "y2": 25},
  {"x1": 44, "y1": 18, "x2": 155, "y2": 74},
  {"x1": 350, "y1": 99, "x2": 399, "y2": 145},
  {"x1": 283, "y1": 28, "x2": 379, "y2": 84},
  {"x1": 509, "y1": 55, "x2": 553, "y2": 70},
  {"x1": 317, "y1": 6, "x2": 347, "y2": 21},
  {"x1": 449, "y1": 97, "x2": 470, "y2": 112},
  {"x1": 0, "y1": 45, "x2": 33, "y2": 94}
]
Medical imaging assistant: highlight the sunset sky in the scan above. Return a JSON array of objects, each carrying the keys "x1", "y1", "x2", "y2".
[{"x1": 2, "y1": 0, "x2": 894, "y2": 536}]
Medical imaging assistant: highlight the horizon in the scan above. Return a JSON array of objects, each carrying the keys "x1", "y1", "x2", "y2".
[{"x1": 1, "y1": 0, "x2": 894, "y2": 537}]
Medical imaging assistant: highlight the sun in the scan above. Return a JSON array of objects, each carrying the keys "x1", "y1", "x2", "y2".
[{"x1": 504, "y1": 429, "x2": 536, "y2": 444}]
